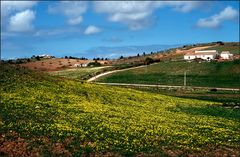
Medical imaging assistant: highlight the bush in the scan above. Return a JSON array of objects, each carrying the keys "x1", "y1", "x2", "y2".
[
  {"x1": 210, "y1": 88, "x2": 217, "y2": 92},
  {"x1": 88, "y1": 61, "x2": 101, "y2": 67},
  {"x1": 36, "y1": 56, "x2": 40, "y2": 61},
  {"x1": 233, "y1": 59, "x2": 240, "y2": 64},
  {"x1": 144, "y1": 57, "x2": 155, "y2": 65}
]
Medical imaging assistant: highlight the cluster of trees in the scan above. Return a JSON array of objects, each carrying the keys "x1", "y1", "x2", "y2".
[
  {"x1": 119, "y1": 51, "x2": 157, "y2": 60},
  {"x1": 64, "y1": 56, "x2": 88, "y2": 60},
  {"x1": 93, "y1": 57, "x2": 109, "y2": 61},
  {"x1": 4, "y1": 58, "x2": 32, "y2": 64},
  {"x1": 88, "y1": 61, "x2": 102, "y2": 67}
]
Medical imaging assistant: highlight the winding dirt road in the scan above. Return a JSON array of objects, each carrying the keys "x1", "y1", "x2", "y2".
[{"x1": 87, "y1": 64, "x2": 151, "y2": 82}]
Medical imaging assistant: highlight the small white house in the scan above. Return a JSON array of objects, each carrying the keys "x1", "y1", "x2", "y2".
[
  {"x1": 73, "y1": 63, "x2": 89, "y2": 67},
  {"x1": 220, "y1": 51, "x2": 233, "y2": 60},
  {"x1": 184, "y1": 50, "x2": 218, "y2": 61}
]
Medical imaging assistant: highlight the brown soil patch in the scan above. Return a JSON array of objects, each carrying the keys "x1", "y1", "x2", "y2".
[{"x1": 20, "y1": 59, "x2": 111, "y2": 72}]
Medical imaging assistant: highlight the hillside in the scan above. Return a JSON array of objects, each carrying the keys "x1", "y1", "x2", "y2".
[
  {"x1": 97, "y1": 60, "x2": 240, "y2": 88},
  {"x1": 203, "y1": 42, "x2": 240, "y2": 55},
  {"x1": 0, "y1": 64, "x2": 239, "y2": 156},
  {"x1": 20, "y1": 58, "x2": 110, "y2": 71},
  {"x1": 112, "y1": 42, "x2": 239, "y2": 65}
]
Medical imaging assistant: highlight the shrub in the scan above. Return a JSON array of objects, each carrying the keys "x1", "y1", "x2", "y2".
[
  {"x1": 88, "y1": 61, "x2": 101, "y2": 67},
  {"x1": 36, "y1": 56, "x2": 40, "y2": 61},
  {"x1": 233, "y1": 59, "x2": 240, "y2": 64},
  {"x1": 144, "y1": 57, "x2": 154, "y2": 65},
  {"x1": 210, "y1": 88, "x2": 217, "y2": 92}
]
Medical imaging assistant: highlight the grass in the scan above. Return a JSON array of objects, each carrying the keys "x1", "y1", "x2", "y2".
[
  {"x1": 0, "y1": 64, "x2": 240, "y2": 156},
  {"x1": 203, "y1": 43, "x2": 240, "y2": 54},
  {"x1": 125, "y1": 86, "x2": 240, "y2": 104},
  {"x1": 97, "y1": 61, "x2": 240, "y2": 88},
  {"x1": 49, "y1": 66, "x2": 114, "y2": 80}
]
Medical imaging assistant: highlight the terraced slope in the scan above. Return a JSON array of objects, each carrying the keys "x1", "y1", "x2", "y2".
[{"x1": 0, "y1": 64, "x2": 239, "y2": 156}]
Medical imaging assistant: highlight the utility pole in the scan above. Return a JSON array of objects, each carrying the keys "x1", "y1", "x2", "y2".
[{"x1": 184, "y1": 71, "x2": 187, "y2": 87}]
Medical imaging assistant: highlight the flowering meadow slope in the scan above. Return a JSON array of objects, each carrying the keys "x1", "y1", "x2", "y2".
[{"x1": 0, "y1": 64, "x2": 239, "y2": 156}]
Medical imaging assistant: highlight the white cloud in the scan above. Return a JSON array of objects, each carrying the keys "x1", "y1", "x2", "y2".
[
  {"x1": 1, "y1": 1, "x2": 37, "y2": 32},
  {"x1": 9, "y1": 9, "x2": 35, "y2": 32},
  {"x1": 34, "y1": 27, "x2": 82, "y2": 37},
  {"x1": 94, "y1": 1, "x2": 156, "y2": 30},
  {"x1": 84, "y1": 25, "x2": 101, "y2": 35},
  {"x1": 68, "y1": 16, "x2": 83, "y2": 25},
  {"x1": 197, "y1": 6, "x2": 239, "y2": 28},
  {"x1": 162, "y1": 1, "x2": 203, "y2": 13},
  {"x1": 1, "y1": 1, "x2": 37, "y2": 17},
  {"x1": 93, "y1": 1, "x2": 203, "y2": 30},
  {"x1": 48, "y1": 1, "x2": 87, "y2": 25}
]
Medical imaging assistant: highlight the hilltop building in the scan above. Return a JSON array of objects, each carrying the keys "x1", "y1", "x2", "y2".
[
  {"x1": 184, "y1": 50, "x2": 218, "y2": 61},
  {"x1": 73, "y1": 61, "x2": 90, "y2": 67},
  {"x1": 39, "y1": 54, "x2": 54, "y2": 59}
]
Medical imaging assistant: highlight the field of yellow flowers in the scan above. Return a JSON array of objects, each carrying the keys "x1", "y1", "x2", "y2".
[{"x1": 0, "y1": 64, "x2": 239, "y2": 156}]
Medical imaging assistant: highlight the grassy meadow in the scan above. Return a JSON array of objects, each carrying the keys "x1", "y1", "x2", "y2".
[
  {"x1": 97, "y1": 61, "x2": 240, "y2": 88},
  {"x1": 0, "y1": 64, "x2": 240, "y2": 156}
]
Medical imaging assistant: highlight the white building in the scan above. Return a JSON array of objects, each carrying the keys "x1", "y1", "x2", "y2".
[
  {"x1": 39, "y1": 54, "x2": 53, "y2": 59},
  {"x1": 220, "y1": 51, "x2": 233, "y2": 60},
  {"x1": 73, "y1": 63, "x2": 89, "y2": 67},
  {"x1": 184, "y1": 50, "x2": 218, "y2": 61}
]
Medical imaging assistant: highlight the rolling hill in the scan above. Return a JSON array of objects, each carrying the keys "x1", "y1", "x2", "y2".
[{"x1": 20, "y1": 58, "x2": 111, "y2": 71}]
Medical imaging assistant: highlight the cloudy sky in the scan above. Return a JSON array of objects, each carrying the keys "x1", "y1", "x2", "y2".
[{"x1": 1, "y1": 1, "x2": 239, "y2": 59}]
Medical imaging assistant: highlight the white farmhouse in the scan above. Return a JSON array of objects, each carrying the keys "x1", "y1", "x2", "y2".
[
  {"x1": 184, "y1": 50, "x2": 218, "y2": 61},
  {"x1": 220, "y1": 51, "x2": 233, "y2": 60}
]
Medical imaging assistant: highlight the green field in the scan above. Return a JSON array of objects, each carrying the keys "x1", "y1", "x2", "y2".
[
  {"x1": 97, "y1": 61, "x2": 240, "y2": 88},
  {"x1": 0, "y1": 64, "x2": 240, "y2": 156},
  {"x1": 49, "y1": 66, "x2": 114, "y2": 80}
]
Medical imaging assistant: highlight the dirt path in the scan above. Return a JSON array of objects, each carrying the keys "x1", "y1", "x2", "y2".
[
  {"x1": 87, "y1": 64, "x2": 151, "y2": 82},
  {"x1": 94, "y1": 82, "x2": 240, "y2": 91}
]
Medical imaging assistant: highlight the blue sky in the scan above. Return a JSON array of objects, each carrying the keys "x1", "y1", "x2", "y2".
[{"x1": 1, "y1": 1, "x2": 239, "y2": 59}]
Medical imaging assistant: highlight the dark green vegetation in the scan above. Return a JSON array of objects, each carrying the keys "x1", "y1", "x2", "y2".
[
  {"x1": 98, "y1": 61, "x2": 240, "y2": 88},
  {"x1": 0, "y1": 64, "x2": 240, "y2": 156}
]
